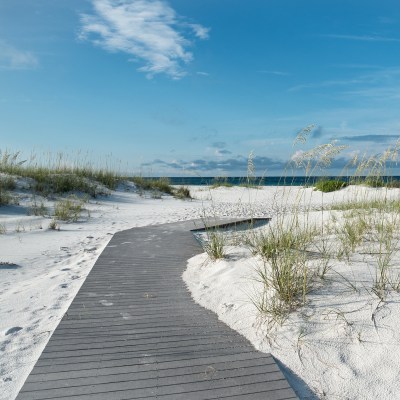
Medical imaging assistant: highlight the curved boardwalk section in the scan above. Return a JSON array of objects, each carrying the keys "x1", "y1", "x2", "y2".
[{"x1": 17, "y1": 219, "x2": 297, "y2": 400}]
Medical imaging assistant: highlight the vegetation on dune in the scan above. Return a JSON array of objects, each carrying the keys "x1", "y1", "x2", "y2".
[
  {"x1": 174, "y1": 186, "x2": 192, "y2": 199},
  {"x1": 200, "y1": 127, "x2": 400, "y2": 327},
  {"x1": 0, "y1": 176, "x2": 16, "y2": 206},
  {"x1": 0, "y1": 150, "x2": 120, "y2": 197},
  {"x1": 314, "y1": 178, "x2": 348, "y2": 192},
  {"x1": 211, "y1": 176, "x2": 233, "y2": 188},
  {"x1": 54, "y1": 195, "x2": 88, "y2": 222},
  {"x1": 131, "y1": 176, "x2": 173, "y2": 195},
  {"x1": 131, "y1": 176, "x2": 191, "y2": 199}
]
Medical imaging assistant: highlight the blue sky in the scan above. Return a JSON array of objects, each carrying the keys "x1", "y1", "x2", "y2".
[{"x1": 2, "y1": 0, "x2": 400, "y2": 176}]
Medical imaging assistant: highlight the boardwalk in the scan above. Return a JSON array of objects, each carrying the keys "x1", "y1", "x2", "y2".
[{"x1": 17, "y1": 219, "x2": 298, "y2": 400}]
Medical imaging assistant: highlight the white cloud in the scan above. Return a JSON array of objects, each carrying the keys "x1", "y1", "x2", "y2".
[
  {"x1": 0, "y1": 41, "x2": 38, "y2": 70},
  {"x1": 324, "y1": 34, "x2": 400, "y2": 42},
  {"x1": 80, "y1": 0, "x2": 209, "y2": 79},
  {"x1": 259, "y1": 70, "x2": 290, "y2": 76},
  {"x1": 189, "y1": 23, "x2": 210, "y2": 40}
]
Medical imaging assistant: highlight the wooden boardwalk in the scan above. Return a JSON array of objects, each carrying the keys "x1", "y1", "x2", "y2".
[{"x1": 17, "y1": 219, "x2": 298, "y2": 400}]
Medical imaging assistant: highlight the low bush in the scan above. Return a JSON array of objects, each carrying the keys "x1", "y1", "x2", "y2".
[
  {"x1": 33, "y1": 174, "x2": 98, "y2": 197},
  {"x1": 54, "y1": 196, "x2": 87, "y2": 222},
  {"x1": 211, "y1": 177, "x2": 233, "y2": 188},
  {"x1": 314, "y1": 179, "x2": 348, "y2": 192},
  {"x1": 174, "y1": 186, "x2": 191, "y2": 199},
  {"x1": 0, "y1": 176, "x2": 16, "y2": 190},
  {"x1": 203, "y1": 229, "x2": 226, "y2": 260},
  {"x1": 131, "y1": 177, "x2": 174, "y2": 195}
]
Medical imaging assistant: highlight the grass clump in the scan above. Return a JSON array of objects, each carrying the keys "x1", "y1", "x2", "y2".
[
  {"x1": 33, "y1": 174, "x2": 98, "y2": 197},
  {"x1": 203, "y1": 229, "x2": 226, "y2": 260},
  {"x1": 211, "y1": 177, "x2": 233, "y2": 188},
  {"x1": 48, "y1": 219, "x2": 60, "y2": 230},
  {"x1": 0, "y1": 188, "x2": 11, "y2": 206},
  {"x1": 174, "y1": 186, "x2": 191, "y2": 199},
  {"x1": 0, "y1": 175, "x2": 16, "y2": 206},
  {"x1": 131, "y1": 177, "x2": 173, "y2": 195},
  {"x1": 254, "y1": 249, "x2": 309, "y2": 318},
  {"x1": 247, "y1": 222, "x2": 317, "y2": 260},
  {"x1": 0, "y1": 150, "x2": 120, "y2": 197},
  {"x1": 54, "y1": 196, "x2": 87, "y2": 222},
  {"x1": 314, "y1": 178, "x2": 348, "y2": 192},
  {"x1": 28, "y1": 197, "x2": 47, "y2": 216},
  {"x1": 0, "y1": 176, "x2": 16, "y2": 190},
  {"x1": 247, "y1": 217, "x2": 318, "y2": 320}
]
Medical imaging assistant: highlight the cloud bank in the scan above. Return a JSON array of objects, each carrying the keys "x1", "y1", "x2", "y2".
[
  {"x1": 142, "y1": 155, "x2": 287, "y2": 173},
  {"x1": 80, "y1": 0, "x2": 209, "y2": 79}
]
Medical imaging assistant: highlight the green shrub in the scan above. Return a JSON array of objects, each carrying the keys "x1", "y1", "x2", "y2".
[
  {"x1": 174, "y1": 186, "x2": 191, "y2": 199},
  {"x1": 0, "y1": 176, "x2": 16, "y2": 206},
  {"x1": 48, "y1": 219, "x2": 60, "y2": 230},
  {"x1": 314, "y1": 179, "x2": 348, "y2": 192},
  {"x1": 211, "y1": 177, "x2": 233, "y2": 188},
  {"x1": 54, "y1": 196, "x2": 87, "y2": 222},
  {"x1": 28, "y1": 199, "x2": 47, "y2": 216},
  {"x1": 0, "y1": 150, "x2": 119, "y2": 196},
  {"x1": 203, "y1": 229, "x2": 226, "y2": 260},
  {"x1": 33, "y1": 174, "x2": 98, "y2": 197},
  {"x1": 0, "y1": 189, "x2": 11, "y2": 206},
  {"x1": 364, "y1": 176, "x2": 385, "y2": 188},
  {"x1": 387, "y1": 179, "x2": 400, "y2": 188},
  {"x1": 0, "y1": 176, "x2": 16, "y2": 190},
  {"x1": 131, "y1": 177, "x2": 173, "y2": 195}
]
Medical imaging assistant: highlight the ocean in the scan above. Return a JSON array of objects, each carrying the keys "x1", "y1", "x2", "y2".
[{"x1": 145, "y1": 176, "x2": 400, "y2": 186}]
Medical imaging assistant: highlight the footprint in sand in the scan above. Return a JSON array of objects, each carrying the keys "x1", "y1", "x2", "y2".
[
  {"x1": 5, "y1": 327, "x2": 23, "y2": 336},
  {"x1": 1, "y1": 339, "x2": 11, "y2": 351},
  {"x1": 99, "y1": 300, "x2": 113, "y2": 306},
  {"x1": 84, "y1": 247, "x2": 97, "y2": 252}
]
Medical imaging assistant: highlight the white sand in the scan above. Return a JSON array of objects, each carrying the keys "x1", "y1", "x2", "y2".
[
  {"x1": 2, "y1": 183, "x2": 400, "y2": 399},
  {"x1": 184, "y1": 185, "x2": 400, "y2": 399}
]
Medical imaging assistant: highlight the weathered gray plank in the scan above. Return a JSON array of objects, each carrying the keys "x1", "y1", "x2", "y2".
[{"x1": 17, "y1": 219, "x2": 297, "y2": 400}]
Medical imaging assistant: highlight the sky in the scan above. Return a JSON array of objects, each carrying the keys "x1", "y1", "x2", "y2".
[{"x1": 2, "y1": 0, "x2": 400, "y2": 176}]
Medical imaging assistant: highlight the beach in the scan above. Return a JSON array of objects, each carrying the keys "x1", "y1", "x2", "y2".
[{"x1": 2, "y1": 183, "x2": 400, "y2": 399}]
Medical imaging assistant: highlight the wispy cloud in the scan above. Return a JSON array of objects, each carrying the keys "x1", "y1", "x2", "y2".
[
  {"x1": 288, "y1": 78, "x2": 363, "y2": 92},
  {"x1": 337, "y1": 134, "x2": 400, "y2": 143},
  {"x1": 211, "y1": 141, "x2": 227, "y2": 149},
  {"x1": 287, "y1": 67, "x2": 400, "y2": 102},
  {"x1": 0, "y1": 41, "x2": 38, "y2": 70},
  {"x1": 323, "y1": 34, "x2": 400, "y2": 42},
  {"x1": 258, "y1": 70, "x2": 290, "y2": 76},
  {"x1": 79, "y1": 0, "x2": 210, "y2": 79},
  {"x1": 342, "y1": 86, "x2": 400, "y2": 101},
  {"x1": 189, "y1": 23, "x2": 210, "y2": 40}
]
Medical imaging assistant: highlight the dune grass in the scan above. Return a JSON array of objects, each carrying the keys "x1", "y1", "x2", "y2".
[
  {"x1": 0, "y1": 150, "x2": 120, "y2": 197},
  {"x1": 211, "y1": 176, "x2": 233, "y2": 188},
  {"x1": 131, "y1": 176, "x2": 173, "y2": 194},
  {"x1": 314, "y1": 178, "x2": 348, "y2": 192},
  {"x1": 203, "y1": 131, "x2": 400, "y2": 324},
  {"x1": 54, "y1": 195, "x2": 88, "y2": 222},
  {"x1": 0, "y1": 176, "x2": 15, "y2": 206},
  {"x1": 131, "y1": 177, "x2": 191, "y2": 199}
]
